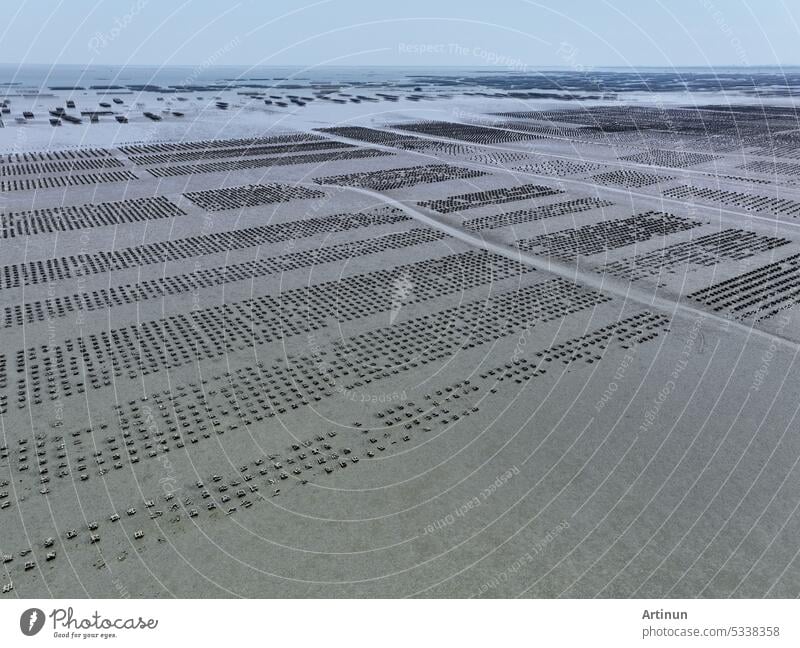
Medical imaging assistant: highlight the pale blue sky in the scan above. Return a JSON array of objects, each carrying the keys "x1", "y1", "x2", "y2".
[{"x1": 0, "y1": 0, "x2": 797, "y2": 68}]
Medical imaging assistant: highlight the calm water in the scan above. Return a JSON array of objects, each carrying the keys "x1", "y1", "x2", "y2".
[{"x1": 3, "y1": 64, "x2": 800, "y2": 92}]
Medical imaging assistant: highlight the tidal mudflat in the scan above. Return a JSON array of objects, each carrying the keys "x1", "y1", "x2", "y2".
[{"x1": 2, "y1": 69, "x2": 800, "y2": 597}]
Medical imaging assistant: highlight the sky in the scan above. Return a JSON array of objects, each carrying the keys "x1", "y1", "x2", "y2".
[{"x1": 0, "y1": 0, "x2": 797, "y2": 68}]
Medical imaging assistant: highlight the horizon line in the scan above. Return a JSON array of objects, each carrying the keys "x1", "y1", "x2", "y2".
[{"x1": 1, "y1": 62, "x2": 800, "y2": 70}]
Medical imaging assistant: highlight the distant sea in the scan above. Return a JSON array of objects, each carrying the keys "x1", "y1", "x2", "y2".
[
  {"x1": 0, "y1": 64, "x2": 485, "y2": 89},
  {"x1": 2, "y1": 63, "x2": 800, "y2": 93}
]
